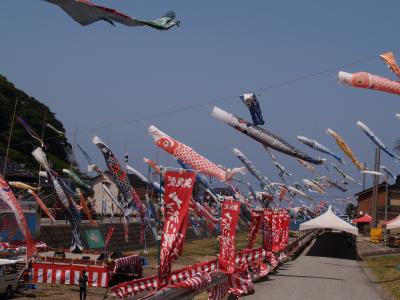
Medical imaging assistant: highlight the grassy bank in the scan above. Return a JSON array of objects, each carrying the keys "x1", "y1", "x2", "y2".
[{"x1": 364, "y1": 255, "x2": 400, "y2": 300}]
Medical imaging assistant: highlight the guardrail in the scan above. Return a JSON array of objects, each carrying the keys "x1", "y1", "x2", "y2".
[{"x1": 132, "y1": 229, "x2": 319, "y2": 300}]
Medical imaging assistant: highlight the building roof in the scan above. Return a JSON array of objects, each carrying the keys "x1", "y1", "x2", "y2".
[
  {"x1": 355, "y1": 176, "x2": 400, "y2": 197},
  {"x1": 300, "y1": 206, "x2": 358, "y2": 235},
  {"x1": 0, "y1": 156, "x2": 34, "y2": 178}
]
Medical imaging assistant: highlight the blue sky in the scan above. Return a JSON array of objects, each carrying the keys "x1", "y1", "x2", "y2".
[{"x1": 2, "y1": 0, "x2": 400, "y2": 208}]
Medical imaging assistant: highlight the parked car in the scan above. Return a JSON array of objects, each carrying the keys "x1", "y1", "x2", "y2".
[{"x1": 0, "y1": 259, "x2": 18, "y2": 298}]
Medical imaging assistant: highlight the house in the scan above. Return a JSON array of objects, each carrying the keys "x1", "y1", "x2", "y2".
[
  {"x1": 0, "y1": 156, "x2": 37, "y2": 183},
  {"x1": 355, "y1": 176, "x2": 400, "y2": 224},
  {"x1": 88, "y1": 171, "x2": 161, "y2": 216}
]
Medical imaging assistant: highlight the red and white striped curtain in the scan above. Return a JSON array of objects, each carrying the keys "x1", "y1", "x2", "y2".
[{"x1": 31, "y1": 263, "x2": 109, "y2": 287}]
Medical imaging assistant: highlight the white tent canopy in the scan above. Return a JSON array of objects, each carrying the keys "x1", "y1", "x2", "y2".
[
  {"x1": 387, "y1": 215, "x2": 400, "y2": 230},
  {"x1": 300, "y1": 206, "x2": 358, "y2": 235}
]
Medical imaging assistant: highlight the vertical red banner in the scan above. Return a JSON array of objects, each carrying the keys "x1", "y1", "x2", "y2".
[
  {"x1": 158, "y1": 171, "x2": 195, "y2": 287},
  {"x1": 272, "y1": 210, "x2": 280, "y2": 252},
  {"x1": 246, "y1": 210, "x2": 263, "y2": 249},
  {"x1": 219, "y1": 199, "x2": 240, "y2": 273},
  {"x1": 262, "y1": 208, "x2": 273, "y2": 255},
  {"x1": 104, "y1": 226, "x2": 115, "y2": 251},
  {"x1": 281, "y1": 211, "x2": 290, "y2": 248}
]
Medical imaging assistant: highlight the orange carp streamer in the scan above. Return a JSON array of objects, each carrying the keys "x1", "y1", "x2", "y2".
[{"x1": 326, "y1": 129, "x2": 367, "y2": 171}]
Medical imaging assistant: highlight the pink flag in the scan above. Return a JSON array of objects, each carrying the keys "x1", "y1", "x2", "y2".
[
  {"x1": 158, "y1": 171, "x2": 195, "y2": 288},
  {"x1": 218, "y1": 199, "x2": 241, "y2": 273}
]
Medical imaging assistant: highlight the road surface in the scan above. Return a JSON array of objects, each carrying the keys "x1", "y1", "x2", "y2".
[{"x1": 247, "y1": 232, "x2": 384, "y2": 300}]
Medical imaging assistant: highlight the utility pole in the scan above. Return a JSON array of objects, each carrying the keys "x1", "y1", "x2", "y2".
[
  {"x1": 371, "y1": 148, "x2": 381, "y2": 228},
  {"x1": 362, "y1": 163, "x2": 367, "y2": 190}
]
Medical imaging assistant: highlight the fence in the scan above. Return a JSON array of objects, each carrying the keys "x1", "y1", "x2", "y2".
[{"x1": 121, "y1": 229, "x2": 318, "y2": 300}]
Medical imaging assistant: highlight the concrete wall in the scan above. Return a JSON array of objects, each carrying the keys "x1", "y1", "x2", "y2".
[{"x1": 39, "y1": 222, "x2": 232, "y2": 252}]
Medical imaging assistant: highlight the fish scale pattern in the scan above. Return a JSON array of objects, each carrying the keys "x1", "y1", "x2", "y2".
[
  {"x1": 173, "y1": 143, "x2": 226, "y2": 181},
  {"x1": 371, "y1": 74, "x2": 400, "y2": 95}
]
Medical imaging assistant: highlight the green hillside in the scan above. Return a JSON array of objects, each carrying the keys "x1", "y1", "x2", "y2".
[{"x1": 0, "y1": 74, "x2": 76, "y2": 171}]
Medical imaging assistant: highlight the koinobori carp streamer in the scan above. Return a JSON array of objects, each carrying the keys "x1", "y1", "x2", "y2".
[
  {"x1": 297, "y1": 135, "x2": 344, "y2": 164},
  {"x1": 44, "y1": 0, "x2": 180, "y2": 30},
  {"x1": 32, "y1": 147, "x2": 84, "y2": 252},
  {"x1": 356, "y1": 121, "x2": 400, "y2": 160},
  {"x1": 211, "y1": 107, "x2": 323, "y2": 164},
  {"x1": 326, "y1": 129, "x2": 367, "y2": 171},
  {"x1": 148, "y1": 125, "x2": 245, "y2": 182},
  {"x1": 92, "y1": 136, "x2": 149, "y2": 242},
  {"x1": 233, "y1": 148, "x2": 273, "y2": 192},
  {"x1": 338, "y1": 51, "x2": 400, "y2": 96}
]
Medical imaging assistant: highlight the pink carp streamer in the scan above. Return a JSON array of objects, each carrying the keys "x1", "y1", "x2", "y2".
[
  {"x1": 143, "y1": 157, "x2": 162, "y2": 174},
  {"x1": 28, "y1": 190, "x2": 55, "y2": 223},
  {"x1": 148, "y1": 125, "x2": 245, "y2": 182},
  {"x1": 339, "y1": 51, "x2": 400, "y2": 96},
  {"x1": 0, "y1": 175, "x2": 36, "y2": 259},
  {"x1": 338, "y1": 71, "x2": 400, "y2": 95}
]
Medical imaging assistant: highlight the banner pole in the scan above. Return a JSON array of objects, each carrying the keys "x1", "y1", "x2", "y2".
[{"x1": 157, "y1": 166, "x2": 163, "y2": 278}]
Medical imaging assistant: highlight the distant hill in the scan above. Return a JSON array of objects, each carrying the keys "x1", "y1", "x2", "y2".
[{"x1": 0, "y1": 74, "x2": 76, "y2": 172}]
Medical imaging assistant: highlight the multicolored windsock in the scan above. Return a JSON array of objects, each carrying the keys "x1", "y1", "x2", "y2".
[
  {"x1": 62, "y1": 169, "x2": 92, "y2": 191},
  {"x1": 331, "y1": 163, "x2": 361, "y2": 186},
  {"x1": 92, "y1": 136, "x2": 149, "y2": 242},
  {"x1": 271, "y1": 183, "x2": 314, "y2": 201},
  {"x1": 232, "y1": 148, "x2": 273, "y2": 192},
  {"x1": 264, "y1": 147, "x2": 292, "y2": 183},
  {"x1": 315, "y1": 177, "x2": 348, "y2": 193},
  {"x1": 27, "y1": 190, "x2": 55, "y2": 222},
  {"x1": 296, "y1": 159, "x2": 316, "y2": 174},
  {"x1": 302, "y1": 179, "x2": 326, "y2": 195},
  {"x1": 356, "y1": 121, "x2": 400, "y2": 160},
  {"x1": 239, "y1": 93, "x2": 265, "y2": 126},
  {"x1": 9, "y1": 181, "x2": 38, "y2": 191},
  {"x1": 338, "y1": 51, "x2": 400, "y2": 96},
  {"x1": 32, "y1": 147, "x2": 84, "y2": 252},
  {"x1": 380, "y1": 166, "x2": 396, "y2": 180},
  {"x1": 297, "y1": 135, "x2": 344, "y2": 164},
  {"x1": 148, "y1": 125, "x2": 245, "y2": 182},
  {"x1": 326, "y1": 129, "x2": 367, "y2": 171},
  {"x1": 77, "y1": 189, "x2": 96, "y2": 226},
  {"x1": 211, "y1": 107, "x2": 323, "y2": 164},
  {"x1": 44, "y1": 0, "x2": 180, "y2": 30},
  {"x1": 16, "y1": 116, "x2": 44, "y2": 147},
  {"x1": 126, "y1": 165, "x2": 163, "y2": 194}
]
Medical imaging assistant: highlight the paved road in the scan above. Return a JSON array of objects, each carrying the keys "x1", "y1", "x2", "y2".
[{"x1": 247, "y1": 232, "x2": 384, "y2": 300}]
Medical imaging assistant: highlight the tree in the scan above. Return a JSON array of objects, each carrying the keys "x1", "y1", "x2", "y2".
[
  {"x1": 346, "y1": 203, "x2": 357, "y2": 219},
  {"x1": 0, "y1": 74, "x2": 77, "y2": 171}
]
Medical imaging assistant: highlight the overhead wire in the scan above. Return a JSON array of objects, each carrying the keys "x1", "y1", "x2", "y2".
[{"x1": 8, "y1": 48, "x2": 400, "y2": 148}]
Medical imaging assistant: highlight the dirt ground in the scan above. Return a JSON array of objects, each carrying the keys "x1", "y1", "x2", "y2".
[{"x1": 13, "y1": 231, "x2": 260, "y2": 299}]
